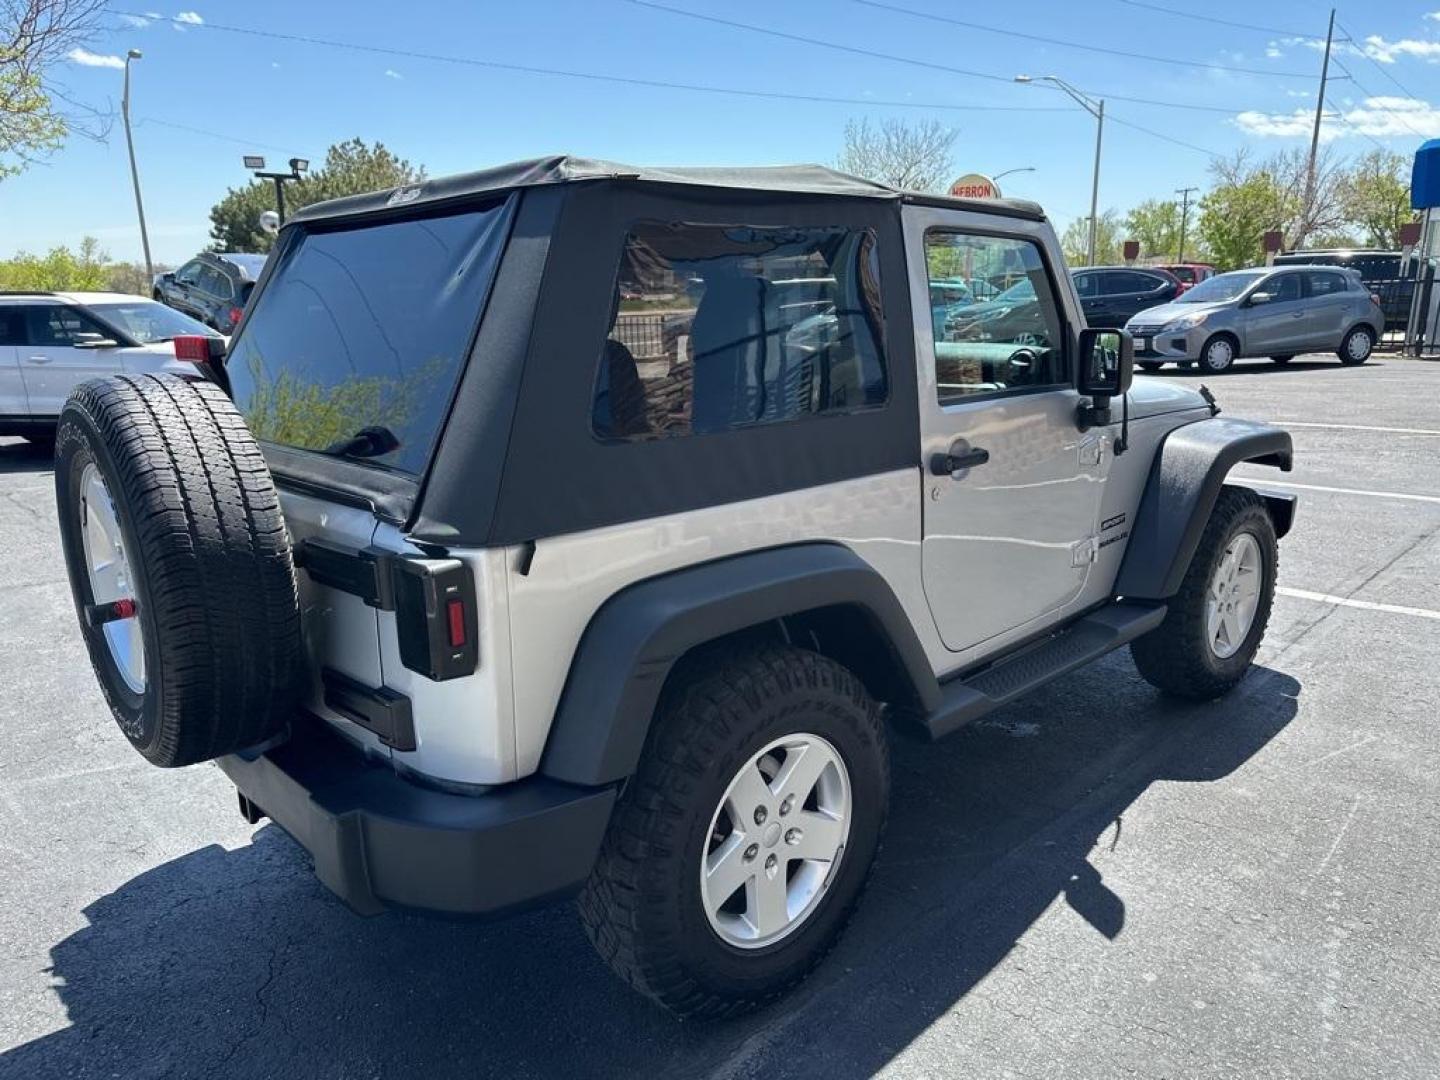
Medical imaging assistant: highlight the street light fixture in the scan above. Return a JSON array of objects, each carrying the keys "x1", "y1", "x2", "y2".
[
  {"x1": 992, "y1": 166, "x2": 1037, "y2": 183},
  {"x1": 244, "y1": 155, "x2": 308, "y2": 225},
  {"x1": 1016, "y1": 74, "x2": 1105, "y2": 267},
  {"x1": 121, "y1": 49, "x2": 154, "y2": 284}
]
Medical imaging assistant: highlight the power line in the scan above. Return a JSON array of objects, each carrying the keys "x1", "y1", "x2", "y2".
[
  {"x1": 104, "y1": 8, "x2": 1073, "y2": 115},
  {"x1": 1328, "y1": 56, "x2": 1431, "y2": 140},
  {"x1": 1106, "y1": 114, "x2": 1220, "y2": 158},
  {"x1": 851, "y1": 0, "x2": 1320, "y2": 79},
  {"x1": 133, "y1": 116, "x2": 311, "y2": 156},
  {"x1": 1110, "y1": 0, "x2": 1324, "y2": 41},
  {"x1": 1335, "y1": 17, "x2": 1424, "y2": 103}
]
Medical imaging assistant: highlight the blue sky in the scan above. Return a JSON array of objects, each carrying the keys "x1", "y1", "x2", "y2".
[{"x1": 9, "y1": 0, "x2": 1440, "y2": 264}]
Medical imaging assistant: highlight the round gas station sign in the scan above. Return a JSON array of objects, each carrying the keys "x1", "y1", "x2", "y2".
[{"x1": 949, "y1": 173, "x2": 1002, "y2": 199}]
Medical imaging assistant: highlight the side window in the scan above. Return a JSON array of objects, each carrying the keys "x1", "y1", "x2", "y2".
[
  {"x1": 175, "y1": 260, "x2": 203, "y2": 286},
  {"x1": 0, "y1": 307, "x2": 26, "y2": 346},
  {"x1": 1271, "y1": 274, "x2": 1302, "y2": 302},
  {"x1": 592, "y1": 222, "x2": 887, "y2": 440},
  {"x1": 924, "y1": 230, "x2": 1066, "y2": 404},
  {"x1": 1073, "y1": 273, "x2": 1097, "y2": 298},
  {"x1": 1307, "y1": 271, "x2": 1348, "y2": 297},
  {"x1": 198, "y1": 266, "x2": 231, "y2": 298},
  {"x1": 27, "y1": 305, "x2": 109, "y2": 346}
]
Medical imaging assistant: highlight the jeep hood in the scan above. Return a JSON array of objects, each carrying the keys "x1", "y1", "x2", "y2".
[{"x1": 1126, "y1": 376, "x2": 1210, "y2": 420}]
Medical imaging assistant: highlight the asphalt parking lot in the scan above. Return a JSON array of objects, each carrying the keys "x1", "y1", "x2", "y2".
[{"x1": 1, "y1": 354, "x2": 1438, "y2": 1080}]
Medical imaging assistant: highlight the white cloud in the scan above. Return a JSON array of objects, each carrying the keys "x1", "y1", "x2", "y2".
[
  {"x1": 1426, "y1": 11, "x2": 1440, "y2": 22},
  {"x1": 175, "y1": 11, "x2": 203, "y2": 24},
  {"x1": 384, "y1": 68, "x2": 402, "y2": 79},
  {"x1": 119, "y1": 13, "x2": 150, "y2": 27},
  {"x1": 67, "y1": 47, "x2": 125, "y2": 69},
  {"x1": 1236, "y1": 95, "x2": 1440, "y2": 140},
  {"x1": 1265, "y1": 46, "x2": 1283, "y2": 59},
  {"x1": 1361, "y1": 35, "x2": 1440, "y2": 63},
  {"x1": 1285, "y1": 88, "x2": 1311, "y2": 98}
]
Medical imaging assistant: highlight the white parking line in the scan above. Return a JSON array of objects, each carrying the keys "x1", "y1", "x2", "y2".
[
  {"x1": 1277, "y1": 586, "x2": 1440, "y2": 622},
  {"x1": 1269, "y1": 421, "x2": 1440, "y2": 437},
  {"x1": 1237, "y1": 479, "x2": 1440, "y2": 505}
]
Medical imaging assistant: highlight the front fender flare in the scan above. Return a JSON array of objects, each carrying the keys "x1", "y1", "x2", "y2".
[
  {"x1": 1116, "y1": 416, "x2": 1294, "y2": 600},
  {"x1": 539, "y1": 543, "x2": 939, "y2": 787}
]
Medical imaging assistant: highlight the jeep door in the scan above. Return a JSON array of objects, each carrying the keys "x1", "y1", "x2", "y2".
[
  {"x1": 907, "y1": 207, "x2": 1107, "y2": 654},
  {"x1": 1240, "y1": 272, "x2": 1306, "y2": 354}
]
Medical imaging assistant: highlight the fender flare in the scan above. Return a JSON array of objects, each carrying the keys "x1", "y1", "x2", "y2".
[
  {"x1": 539, "y1": 543, "x2": 940, "y2": 786},
  {"x1": 1116, "y1": 416, "x2": 1294, "y2": 601}
]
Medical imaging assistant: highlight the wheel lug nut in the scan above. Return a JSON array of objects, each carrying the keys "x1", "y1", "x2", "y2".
[
  {"x1": 779, "y1": 795, "x2": 794, "y2": 816},
  {"x1": 743, "y1": 843, "x2": 759, "y2": 862},
  {"x1": 784, "y1": 828, "x2": 802, "y2": 845},
  {"x1": 753, "y1": 806, "x2": 768, "y2": 826},
  {"x1": 765, "y1": 854, "x2": 778, "y2": 873}
]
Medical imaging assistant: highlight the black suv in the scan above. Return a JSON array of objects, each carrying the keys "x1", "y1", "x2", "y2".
[
  {"x1": 1073, "y1": 266, "x2": 1183, "y2": 328},
  {"x1": 152, "y1": 252, "x2": 267, "y2": 333}
]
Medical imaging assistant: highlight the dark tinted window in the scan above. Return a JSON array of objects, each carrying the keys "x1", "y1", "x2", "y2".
[
  {"x1": 1073, "y1": 272, "x2": 1098, "y2": 297},
  {"x1": 0, "y1": 307, "x2": 25, "y2": 345},
  {"x1": 225, "y1": 201, "x2": 513, "y2": 476},
  {"x1": 1268, "y1": 274, "x2": 1302, "y2": 302},
  {"x1": 1306, "y1": 271, "x2": 1349, "y2": 297},
  {"x1": 28, "y1": 304, "x2": 110, "y2": 345},
  {"x1": 198, "y1": 266, "x2": 232, "y2": 298},
  {"x1": 1109, "y1": 271, "x2": 1166, "y2": 293},
  {"x1": 594, "y1": 222, "x2": 887, "y2": 440}
]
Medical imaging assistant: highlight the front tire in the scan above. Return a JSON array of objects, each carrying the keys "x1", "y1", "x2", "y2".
[
  {"x1": 1131, "y1": 487, "x2": 1277, "y2": 700},
  {"x1": 1199, "y1": 334, "x2": 1237, "y2": 373},
  {"x1": 1339, "y1": 325, "x2": 1373, "y2": 365},
  {"x1": 579, "y1": 645, "x2": 889, "y2": 1018}
]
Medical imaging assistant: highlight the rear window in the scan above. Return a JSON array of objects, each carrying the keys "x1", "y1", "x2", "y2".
[
  {"x1": 1168, "y1": 266, "x2": 1197, "y2": 284},
  {"x1": 225, "y1": 201, "x2": 512, "y2": 476}
]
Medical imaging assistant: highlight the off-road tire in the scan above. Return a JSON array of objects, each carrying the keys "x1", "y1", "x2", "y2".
[
  {"x1": 578, "y1": 645, "x2": 889, "y2": 1018},
  {"x1": 1338, "y1": 325, "x2": 1373, "y2": 366},
  {"x1": 55, "y1": 374, "x2": 302, "y2": 767},
  {"x1": 1130, "y1": 487, "x2": 1277, "y2": 700}
]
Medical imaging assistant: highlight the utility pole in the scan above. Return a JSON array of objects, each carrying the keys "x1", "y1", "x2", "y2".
[
  {"x1": 1303, "y1": 8, "x2": 1337, "y2": 247},
  {"x1": 121, "y1": 50, "x2": 154, "y2": 284},
  {"x1": 1014, "y1": 75, "x2": 1105, "y2": 266},
  {"x1": 1175, "y1": 186, "x2": 1199, "y2": 262}
]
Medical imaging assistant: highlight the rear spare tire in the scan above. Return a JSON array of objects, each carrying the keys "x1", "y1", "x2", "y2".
[{"x1": 55, "y1": 374, "x2": 302, "y2": 767}]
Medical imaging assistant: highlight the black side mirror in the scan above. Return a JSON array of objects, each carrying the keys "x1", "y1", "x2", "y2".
[{"x1": 1077, "y1": 327, "x2": 1133, "y2": 399}]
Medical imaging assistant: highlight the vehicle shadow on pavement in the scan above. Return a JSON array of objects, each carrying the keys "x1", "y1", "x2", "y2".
[
  {"x1": 0, "y1": 655, "x2": 1299, "y2": 1080},
  {"x1": 1150, "y1": 360, "x2": 1385, "y2": 377},
  {"x1": 0, "y1": 439, "x2": 54, "y2": 475}
]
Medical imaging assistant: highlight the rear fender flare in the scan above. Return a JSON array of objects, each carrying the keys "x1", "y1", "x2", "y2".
[
  {"x1": 539, "y1": 543, "x2": 939, "y2": 786},
  {"x1": 1116, "y1": 416, "x2": 1294, "y2": 600}
]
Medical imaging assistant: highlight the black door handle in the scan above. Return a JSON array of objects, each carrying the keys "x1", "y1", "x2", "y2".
[{"x1": 930, "y1": 443, "x2": 990, "y2": 477}]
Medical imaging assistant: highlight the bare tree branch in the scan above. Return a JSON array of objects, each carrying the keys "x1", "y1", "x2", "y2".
[{"x1": 836, "y1": 117, "x2": 957, "y2": 193}]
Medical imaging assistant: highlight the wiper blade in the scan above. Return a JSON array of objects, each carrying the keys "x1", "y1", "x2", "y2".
[{"x1": 323, "y1": 425, "x2": 401, "y2": 460}]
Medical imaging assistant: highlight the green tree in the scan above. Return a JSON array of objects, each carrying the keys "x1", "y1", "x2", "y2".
[
  {"x1": 208, "y1": 138, "x2": 425, "y2": 251},
  {"x1": 1124, "y1": 199, "x2": 1184, "y2": 261},
  {"x1": 1, "y1": 1, "x2": 107, "y2": 179},
  {"x1": 1196, "y1": 171, "x2": 1289, "y2": 271},
  {"x1": 1340, "y1": 149, "x2": 1414, "y2": 249},
  {"x1": 1060, "y1": 208, "x2": 1123, "y2": 266},
  {"x1": 0, "y1": 235, "x2": 110, "y2": 289}
]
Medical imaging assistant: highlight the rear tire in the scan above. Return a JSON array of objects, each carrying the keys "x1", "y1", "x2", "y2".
[
  {"x1": 55, "y1": 374, "x2": 303, "y2": 767},
  {"x1": 1338, "y1": 325, "x2": 1373, "y2": 365},
  {"x1": 1131, "y1": 487, "x2": 1277, "y2": 701},
  {"x1": 579, "y1": 645, "x2": 888, "y2": 1018}
]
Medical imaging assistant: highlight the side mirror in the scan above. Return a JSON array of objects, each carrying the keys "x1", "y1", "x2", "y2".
[
  {"x1": 1077, "y1": 327, "x2": 1133, "y2": 399},
  {"x1": 1247, "y1": 291, "x2": 1274, "y2": 306},
  {"x1": 73, "y1": 332, "x2": 119, "y2": 349}
]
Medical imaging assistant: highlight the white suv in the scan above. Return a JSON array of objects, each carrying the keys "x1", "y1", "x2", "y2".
[
  {"x1": 0, "y1": 292, "x2": 218, "y2": 442},
  {"x1": 52, "y1": 159, "x2": 1297, "y2": 1019}
]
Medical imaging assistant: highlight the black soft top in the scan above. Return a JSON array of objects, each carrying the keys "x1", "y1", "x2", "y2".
[{"x1": 287, "y1": 154, "x2": 1046, "y2": 226}]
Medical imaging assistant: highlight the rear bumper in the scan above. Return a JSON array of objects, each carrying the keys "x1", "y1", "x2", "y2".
[{"x1": 217, "y1": 718, "x2": 617, "y2": 918}]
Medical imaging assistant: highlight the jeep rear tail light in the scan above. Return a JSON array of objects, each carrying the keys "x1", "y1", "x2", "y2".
[
  {"x1": 391, "y1": 557, "x2": 478, "y2": 681},
  {"x1": 173, "y1": 335, "x2": 210, "y2": 362}
]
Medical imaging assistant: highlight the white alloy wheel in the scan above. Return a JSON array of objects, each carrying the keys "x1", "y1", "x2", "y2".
[
  {"x1": 1203, "y1": 337, "x2": 1235, "y2": 372},
  {"x1": 701, "y1": 732, "x2": 852, "y2": 949},
  {"x1": 79, "y1": 462, "x2": 145, "y2": 693},
  {"x1": 1205, "y1": 531, "x2": 1262, "y2": 660}
]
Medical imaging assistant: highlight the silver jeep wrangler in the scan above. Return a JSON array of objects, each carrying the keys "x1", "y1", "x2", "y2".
[{"x1": 54, "y1": 157, "x2": 1294, "y2": 1018}]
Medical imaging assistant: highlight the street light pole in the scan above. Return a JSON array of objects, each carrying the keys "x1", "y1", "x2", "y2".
[
  {"x1": 121, "y1": 50, "x2": 154, "y2": 284},
  {"x1": 246, "y1": 156, "x2": 309, "y2": 226},
  {"x1": 992, "y1": 166, "x2": 1037, "y2": 184},
  {"x1": 1015, "y1": 75, "x2": 1105, "y2": 266}
]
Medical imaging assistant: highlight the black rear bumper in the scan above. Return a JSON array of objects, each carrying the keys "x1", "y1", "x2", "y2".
[{"x1": 217, "y1": 719, "x2": 616, "y2": 917}]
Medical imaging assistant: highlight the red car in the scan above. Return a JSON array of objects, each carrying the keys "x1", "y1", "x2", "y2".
[{"x1": 1156, "y1": 263, "x2": 1216, "y2": 294}]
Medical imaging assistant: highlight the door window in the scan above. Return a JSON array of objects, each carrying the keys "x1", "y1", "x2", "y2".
[
  {"x1": 1073, "y1": 272, "x2": 1098, "y2": 297},
  {"x1": 1269, "y1": 274, "x2": 1302, "y2": 302},
  {"x1": 1306, "y1": 270, "x2": 1348, "y2": 297},
  {"x1": 925, "y1": 230, "x2": 1065, "y2": 403},
  {"x1": 591, "y1": 222, "x2": 887, "y2": 440},
  {"x1": 26, "y1": 305, "x2": 111, "y2": 346},
  {"x1": 175, "y1": 260, "x2": 203, "y2": 286},
  {"x1": 1108, "y1": 271, "x2": 1160, "y2": 293},
  {"x1": 199, "y1": 266, "x2": 233, "y2": 299},
  {"x1": 0, "y1": 308, "x2": 25, "y2": 346}
]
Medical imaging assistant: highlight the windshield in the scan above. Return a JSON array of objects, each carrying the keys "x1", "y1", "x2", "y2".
[
  {"x1": 1177, "y1": 271, "x2": 1265, "y2": 303},
  {"x1": 222, "y1": 253, "x2": 268, "y2": 279},
  {"x1": 88, "y1": 300, "x2": 217, "y2": 344},
  {"x1": 224, "y1": 199, "x2": 514, "y2": 477}
]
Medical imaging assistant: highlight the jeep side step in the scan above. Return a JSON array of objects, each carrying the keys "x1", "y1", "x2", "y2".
[{"x1": 921, "y1": 601, "x2": 1167, "y2": 740}]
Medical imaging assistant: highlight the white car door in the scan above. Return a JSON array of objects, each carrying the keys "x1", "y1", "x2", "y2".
[
  {"x1": 17, "y1": 304, "x2": 125, "y2": 416},
  {"x1": 907, "y1": 206, "x2": 1110, "y2": 655},
  {"x1": 0, "y1": 307, "x2": 28, "y2": 417}
]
